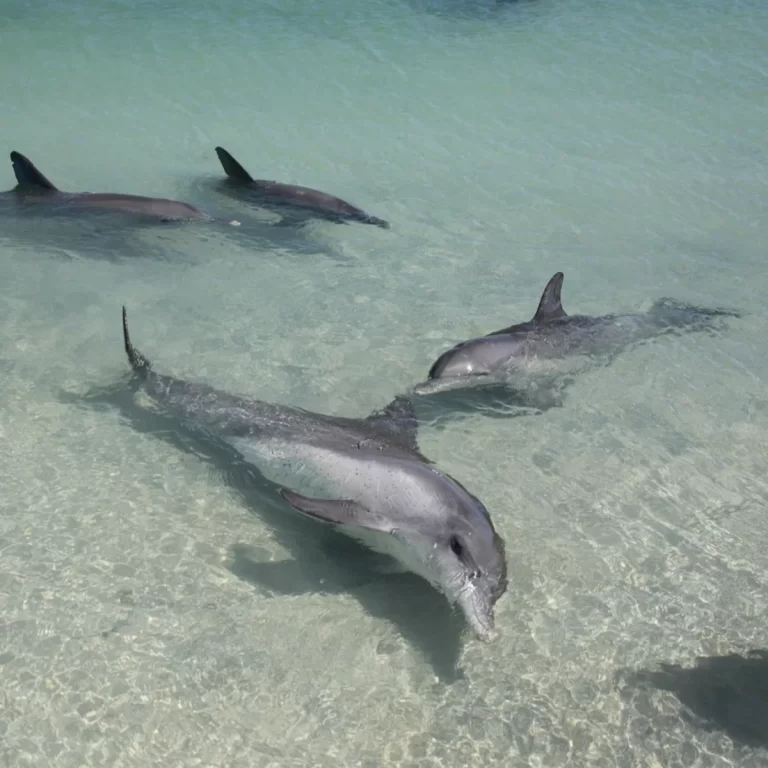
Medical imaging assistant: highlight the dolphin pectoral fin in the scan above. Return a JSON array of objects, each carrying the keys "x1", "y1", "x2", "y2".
[
  {"x1": 532, "y1": 272, "x2": 567, "y2": 322},
  {"x1": 10, "y1": 151, "x2": 58, "y2": 191},
  {"x1": 214, "y1": 146, "x2": 255, "y2": 183},
  {"x1": 279, "y1": 489, "x2": 391, "y2": 532}
]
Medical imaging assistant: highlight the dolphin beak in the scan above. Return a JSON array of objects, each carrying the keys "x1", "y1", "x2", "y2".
[
  {"x1": 412, "y1": 378, "x2": 464, "y2": 396},
  {"x1": 412, "y1": 374, "x2": 491, "y2": 396},
  {"x1": 457, "y1": 581, "x2": 499, "y2": 642}
]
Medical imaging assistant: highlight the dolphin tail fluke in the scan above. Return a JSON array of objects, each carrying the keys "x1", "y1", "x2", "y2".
[
  {"x1": 10, "y1": 151, "x2": 58, "y2": 190},
  {"x1": 121, "y1": 306, "x2": 152, "y2": 377},
  {"x1": 214, "y1": 146, "x2": 254, "y2": 183}
]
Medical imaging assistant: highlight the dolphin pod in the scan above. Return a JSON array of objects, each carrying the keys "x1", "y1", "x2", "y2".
[{"x1": 6, "y1": 143, "x2": 743, "y2": 648}]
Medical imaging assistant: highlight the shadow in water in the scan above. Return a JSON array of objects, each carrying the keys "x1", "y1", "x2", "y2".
[
  {"x1": 58, "y1": 380, "x2": 467, "y2": 683},
  {"x1": 229, "y1": 542, "x2": 466, "y2": 683},
  {"x1": 622, "y1": 650, "x2": 768, "y2": 749},
  {"x1": 411, "y1": 378, "x2": 572, "y2": 429},
  {"x1": 0, "y1": 193, "x2": 342, "y2": 263},
  {"x1": 407, "y1": 0, "x2": 539, "y2": 22}
]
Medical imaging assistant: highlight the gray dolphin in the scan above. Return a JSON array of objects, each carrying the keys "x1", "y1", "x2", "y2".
[
  {"x1": 119, "y1": 307, "x2": 507, "y2": 640},
  {"x1": 415, "y1": 271, "x2": 742, "y2": 395},
  {"x1": 7, "y1": 151, "x2": 239, "y2": 225},
  {"x1": 213, "y1": 146, "x2": 390, "y2": 229}
]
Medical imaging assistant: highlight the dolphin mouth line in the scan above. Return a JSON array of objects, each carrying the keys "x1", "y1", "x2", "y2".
[{"x1": 412, "y1": 374, "x2": 491, "y2": 396}]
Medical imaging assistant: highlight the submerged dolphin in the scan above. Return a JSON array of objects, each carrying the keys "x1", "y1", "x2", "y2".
[
  {"x1": 6, "y1": 151, "x2": 239, "y2": 225},
  {"x1": 415, "y1": 271, "x2": 742, "y2": 395},
  {"x1": 213, "y1": 146, "x2": 390, "y2": 229},
  {"x1": 119, "y1": 307, "x2": 507, "y2": 640}
]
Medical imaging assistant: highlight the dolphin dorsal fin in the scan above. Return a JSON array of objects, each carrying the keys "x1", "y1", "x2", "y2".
[
  {"x1": 532, "y1": 272, "x2": 566, "y2": 322},
  {"x1": 364, "y1": 395, "x2": 428, "y2": 460},
  {"x1": 214, "y1": 146, "x2": 254, "y2": 183},
  {"x1": 10, "y1": 151, "x2": 58, "y2": 191}
]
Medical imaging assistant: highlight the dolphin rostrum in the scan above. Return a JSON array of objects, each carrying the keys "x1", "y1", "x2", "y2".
[
  {"x1": 7, "y1": 151, "x2": 239, "y2": 225},
  {"x1": 119, "y1": 307, "x2": 507, "y2": 640},
  {"x1": 213, "y1": 146, "x2": 390, "y2": 229},
  {"x1": 415, "y1": 271, "x2": 742, "y2": 395}
]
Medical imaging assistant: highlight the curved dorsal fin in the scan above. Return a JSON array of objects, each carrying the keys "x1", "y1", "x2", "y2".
[
  {"x1": 533, "y1": 272, "x2": 566, "y2": 322},
  {"x1": 363, "y1": 394, "x2": 430, "y2": 461},
  {"x1": 10, "y1": 151, "x2": 58, "y2": 190},
  {"x1": 214, "y1": 146, "x2": 254, "y2": 183}
]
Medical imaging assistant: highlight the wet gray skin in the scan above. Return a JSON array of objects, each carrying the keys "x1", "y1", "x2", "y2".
[
  {"x1": 119, "y1": 308, "x2": 507, "y2": 640},
  {"x1": 414, "y1": 271, "x2": 742, "y2": 395},
  {"x1": 213, "y1": 146, "x2": 390, "y2": 229},
  {"x1": 6, "y1": 150, "x2": 239, "y2": 224}
]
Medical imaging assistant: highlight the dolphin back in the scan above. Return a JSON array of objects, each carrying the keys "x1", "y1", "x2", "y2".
[
  {"x1": 120, "y1": 306, "x2": 427, "y2": 458},
  {"x1": 10, "y1": 151, "x2": 58, "y2": 191}
]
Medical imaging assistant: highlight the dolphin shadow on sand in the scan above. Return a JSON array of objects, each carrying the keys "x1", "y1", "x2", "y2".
[
  {"x1": 227, "y1": 543, "x2": 467, "y2": 682},
  {"x1": 0, "y1": 202, "x2": 344, "y2": 264},
  {"x1": 1, "y1": 150, "x2": 343, "y2": 264},
  {"x1": 412, "y1": 376, "x2": 573, "y2": 429},
  {"x1": 617, "y1": 650, "x2": 768, "y2": 749},
  {"x1": 58, "y1": 341, "x2": 502, "y2": 682}
]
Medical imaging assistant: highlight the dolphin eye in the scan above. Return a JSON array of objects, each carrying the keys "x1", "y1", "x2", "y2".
[
  {"x1": 450, "y1": 536, "x2": 481, "y2": 580},
  {"x1": 448, "y1": 536, "x2": 482, "y2": 580}
]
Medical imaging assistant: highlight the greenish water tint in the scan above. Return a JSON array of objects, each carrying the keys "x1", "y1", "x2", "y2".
[{"x1": 1, "y1": 0, "x2": 768, "y2": 765}]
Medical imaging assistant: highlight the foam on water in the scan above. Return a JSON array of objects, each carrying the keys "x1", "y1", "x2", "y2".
[{"x1": 1, "y1": 0, "x2": 768, "y2": 765}]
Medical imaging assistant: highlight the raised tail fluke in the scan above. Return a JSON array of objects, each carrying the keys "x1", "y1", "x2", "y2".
[{"x1": 122, "y1": 306, "x2": 152, "y2": 376}]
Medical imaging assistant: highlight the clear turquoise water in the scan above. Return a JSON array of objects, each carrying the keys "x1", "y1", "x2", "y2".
[{"x1": 1, "y1": 0, "x2": 768, "y2": 765}]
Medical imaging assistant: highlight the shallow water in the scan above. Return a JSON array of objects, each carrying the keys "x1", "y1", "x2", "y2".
[{"x1": 1, "y1": 0, "x2": 768, "y2": 765}]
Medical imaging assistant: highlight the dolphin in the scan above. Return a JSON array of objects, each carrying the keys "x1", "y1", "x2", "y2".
[
  {"x1": 213, "y1": 146, "x2": 390, "y2": 229},
  {"x1": 414, "y1": 271, "x2": 742, "y2": 395},
  {"x1": 6, "y1": 151, "x2": 239, "y2": 225},
  {"x1": 118, "y1": 307, "x2": 507, "y2": 640}
]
